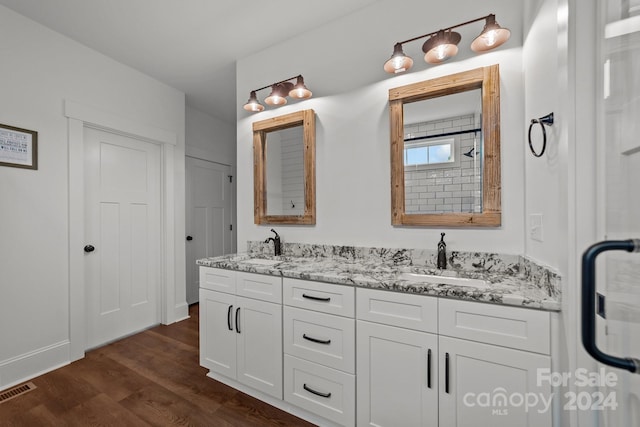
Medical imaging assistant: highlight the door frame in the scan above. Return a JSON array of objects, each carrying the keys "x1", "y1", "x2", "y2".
[{"x1": 65, "y1": 100, "x2": 186, "y2": 361}]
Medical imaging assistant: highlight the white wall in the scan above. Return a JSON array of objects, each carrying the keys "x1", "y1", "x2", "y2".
[
  {"x1": 0, "y1": 5, "x2": 185, "y2": 389},
  {"x1": 185, "y1": 105, "x2": 235, "y2": 166},
  {"x1": 236, "y1": 0, "x2": 525, "y2": 254}
]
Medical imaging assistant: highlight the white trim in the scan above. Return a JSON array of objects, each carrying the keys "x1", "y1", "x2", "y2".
[
  {"x1": 0, "y1": 341, "x2": 70, "y2": 391},
  {"x1": 67, "y1": 100, "x2": 183, "y2": 362},
  {"x1": 64, "y1": 100, "x2": 178, "y2": 146}
]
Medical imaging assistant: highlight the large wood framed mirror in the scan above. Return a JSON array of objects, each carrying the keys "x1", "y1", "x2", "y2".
[
  {"x1": 390, "y1": 64, "x2": 501, "y2": 227},
  {"x1": 253, "y1": 109, "x2": 316, "y2": 224}
]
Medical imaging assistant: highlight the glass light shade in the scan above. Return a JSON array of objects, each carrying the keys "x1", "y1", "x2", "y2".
[
  {"x1": 264, "y1": 84, "x2": 288, "y2": 106},
  {"x1": 289, "y1": 76, "x2": 312, "y2": 99},
  {"x1": 243, "y1": 91, "x2": 265, "y2": 112},
  {"x1": 423, "y1": 30, "x2": 461, "y2": 64},
  {"x1": 470, "y1": 15, "x2": 511, "y2": 52},
  {"x1": 383, "y1": 43, "x2": 414, "y2": 74}
]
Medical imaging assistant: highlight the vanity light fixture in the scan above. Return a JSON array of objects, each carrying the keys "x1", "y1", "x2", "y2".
[
  {"x1": 383, "y1": 13, "x2": 510, "y2": 73},
  {"x1": 243, "y1": 75, "x2": 312, "y2": 112}
]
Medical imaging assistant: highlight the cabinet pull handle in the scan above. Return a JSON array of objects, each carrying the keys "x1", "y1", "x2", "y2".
[
  {"x1": 235, "y1": 307, "x2": 241, "y2": 333},
  {"x1": 302, "y1": 293, "x2": 331, "y2": 302},
  {"x1": 445, "y1": 352, "x2": 450, "y2": 394},
  {"x1": 227, "y1": 305, "x2": 233, "y2": 331},
  {"x1": 303, "y1": 334, "x2": 331, "y2": 345},
  {"x1": 303, "y1": 383, "x2": 331, "y2": 398},
  {"x1": 427, "y1": 349, "x2": 432, "y2": 389}
]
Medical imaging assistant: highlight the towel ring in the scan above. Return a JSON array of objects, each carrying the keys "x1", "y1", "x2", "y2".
[{"x1": 528, "y1": 112, "x2": 554, "y2": 157}]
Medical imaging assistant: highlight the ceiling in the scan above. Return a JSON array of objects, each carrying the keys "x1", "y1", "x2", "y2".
[{"x1": 0, "y1": 0, "x2": 380, "y2": 123}]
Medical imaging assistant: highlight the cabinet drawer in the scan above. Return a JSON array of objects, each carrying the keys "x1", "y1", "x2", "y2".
[
  {"x1": 356, "y1": 288, "x2": 438, "y2": 333},
  {"x1": 236, "y1": 271, "x2": 282, "y2": 303},
  {"x1": 284, "y1": 355, "x2": 355, "y2": 427},
  {"x1": 439, "y1": 298, "x2": 550, "y2": 354},
  {"x1": 200, "y1": 267, "x2": 235, "y2": 293},
  {"x1": 283, "y1": 278, "x2": 354, "y2": 317},
  {"x1": 284, "y1": 307, "x2": 355, "y2": 373}
]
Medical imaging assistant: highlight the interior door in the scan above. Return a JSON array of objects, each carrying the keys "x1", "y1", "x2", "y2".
[
  {"x1": 595, "y1": 1, "x2": 640, "y2": 424},
  {"x1": 185, "y1": 156, "x2": 233, "y2": 304},
  {"x1": 84, "y1": 127, "x2": 161, "y2": 349}
]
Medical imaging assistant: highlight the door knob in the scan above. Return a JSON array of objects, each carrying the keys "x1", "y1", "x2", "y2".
[
  {"x1": 84, "y1": 245, "x2": 95, "y2": 253},
  {"x1": 186, "y1": 236, "x2": 193, "y2": 241}
]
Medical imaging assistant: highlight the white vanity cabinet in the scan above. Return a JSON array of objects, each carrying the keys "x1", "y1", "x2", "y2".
[
  {"x1": 199, "y1": 267, "x2": 283, "y2": 399},
  {"x1": 437, "y1": 298, "x2": 552, "y2": 427},
  {"x1": 283, "y1": 278, "x2": 356, "y2": 427},
  {"x1": 356, "y1": 288, "x2": 439, "y2": 427},
  {"x1": 356, "y1": 288, "x2": 553, "y2": 427}
]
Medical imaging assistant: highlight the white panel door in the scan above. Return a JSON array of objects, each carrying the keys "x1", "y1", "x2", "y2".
[
  {"x1": 357, "y1": 320, "x2": 438, "y2": 427},
  {"x1": 186, "y1": 157, "x2": 233, "y2": 304},
  {"x1": 199, "y1": 289, "x2": 237, "y2": 378},
  {"x1": 236, "y1": 295, "x2": 283, "y2": 399},
  {"x1": 438, "y1": 335, "x2": 551, "y2": 427},
  {"x1": 84, "y1": 127, "x2": 160, "y2": 349}
]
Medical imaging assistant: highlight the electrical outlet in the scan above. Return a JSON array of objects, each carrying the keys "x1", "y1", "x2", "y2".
[{"x1": 530, "y1": 214, "x2": 543, "y2": 242}]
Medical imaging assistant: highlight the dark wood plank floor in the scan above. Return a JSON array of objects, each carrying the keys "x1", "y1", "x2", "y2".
[{"x1": 0, "y1": 305, "x2": 315, "y2": 426}]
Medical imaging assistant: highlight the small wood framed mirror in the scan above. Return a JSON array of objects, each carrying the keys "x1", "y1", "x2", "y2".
[
  {"x1": 390, "y1": 64, "x2": 501, "y2": 227},
  {"x1": 253, "y1": 109, "x2": 316, "y2": 224}
]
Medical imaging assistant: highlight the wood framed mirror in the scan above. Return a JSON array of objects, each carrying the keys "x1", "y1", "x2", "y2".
[
  {"x1": 253, "y1": 109, "x2": 316, "y2": 224},
  {"x1": 390, "y1": 64, "x2": 501, "y2": 227}
]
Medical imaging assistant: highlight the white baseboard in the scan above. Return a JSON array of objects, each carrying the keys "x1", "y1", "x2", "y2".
[
  {"x1": 172, "y1": 302, "x2": 190, "y2": 324},
  {"x1": 0, "y1": 340, "x2": 70, "y2": 391}
]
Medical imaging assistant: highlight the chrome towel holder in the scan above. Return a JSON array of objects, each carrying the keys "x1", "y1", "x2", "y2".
[{"x1": 528, "y1": 112, "x2": 554, "y2": 157}]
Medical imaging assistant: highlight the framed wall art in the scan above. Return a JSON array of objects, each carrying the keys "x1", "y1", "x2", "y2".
[{"x1": 0, "y1": 123, "x2": 38, "y2": 170}]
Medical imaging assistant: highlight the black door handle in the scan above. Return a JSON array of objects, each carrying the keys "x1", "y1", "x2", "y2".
[
  {"x1": 186, "y1": 236, "x2": 193, "y2": 241},
  {"x1": 302, "y1": 293, "x2": 331, "y2": 302},
  {"x1": 445, "y1": 352, "x2": 450, "y2": 394},
  {"x1": 227, "y1": 305, "x2": 233, "y2": 331},
  {"x1": 235, "y1": 307, "x2": 241, "y2": 334},
  {"x1": 303, "y1": 334, "x2": 331, "y2": 345},
  {"x1": 84, "y1": 245, "x2": 95, "y2": 253},
  {"x1": 582, "y1": 239, "x2": 640, "y2": 373},
  {"x1": 303, "y1": 384, "x2": 331, "y2": 398},
  {"x1": 427, "y1": 349, "x2": 432, "y2": 389}
]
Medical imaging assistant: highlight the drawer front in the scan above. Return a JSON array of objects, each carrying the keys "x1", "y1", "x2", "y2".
[
  {"x1": 284, "y1": 278, "x2": 354, "y2": 317},
  {"x1": 284, "y1": 355, "x2": 355, "y2": 427},
  {"x1": 236, "y1": 271, "x2": 282, "y2": 303},
  {"x1": 199, "y1": 267, "x2": 235, "y2": 293},
  {"x1": 439, "y1": 298, "x2": 551, "y2": 354},
  {"x1": 356, "y1": 288, "x2": 438, "y2": 333},
  {"x1": 284, "y1": 307, "x2": 355, "y2": 373}
]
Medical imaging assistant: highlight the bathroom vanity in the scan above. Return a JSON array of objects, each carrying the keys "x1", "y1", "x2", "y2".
[{"x1": 197, "y1": 243, "x2": 561, "y2": 427}]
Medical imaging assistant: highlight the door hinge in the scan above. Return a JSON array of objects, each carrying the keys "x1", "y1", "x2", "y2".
[
  {"x1": 229, "y1": 224, "x2": 233, "y2": 231},
  {"x1": 228, "y1": 175, "x2": 233, "y2": 183}
]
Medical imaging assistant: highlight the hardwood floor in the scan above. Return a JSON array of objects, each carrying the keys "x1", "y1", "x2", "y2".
[{"x1": 0, "y1": 305, "x2": 315, "y2": 426}]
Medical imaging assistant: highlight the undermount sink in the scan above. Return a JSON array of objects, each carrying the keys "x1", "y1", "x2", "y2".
[
  {"x1": 239, "y1": 258, "x2": 282, "y2": 266},
  {"x1": 397, "y1": 272, "x2": 489, "y2": 289}
]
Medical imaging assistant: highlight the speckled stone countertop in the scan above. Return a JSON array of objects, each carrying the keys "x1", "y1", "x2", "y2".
[{"x1": 197, "y1": 242, "x2": 561, "y2": 312}]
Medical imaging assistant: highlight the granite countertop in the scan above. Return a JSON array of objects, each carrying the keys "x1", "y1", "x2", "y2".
[{"x1": 197, "y1": 243, "x2": 561, "y2": 312}]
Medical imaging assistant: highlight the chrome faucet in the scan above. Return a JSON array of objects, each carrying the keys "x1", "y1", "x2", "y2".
[
  {"x1": 437, "y1": 232, "x2": 447, "y2": 269},
  {"x1": 264, "y1": 228, "x2": 282, "y2": 256}
]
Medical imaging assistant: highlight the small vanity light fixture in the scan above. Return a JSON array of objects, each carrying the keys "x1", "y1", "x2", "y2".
[
  {"x1": 243, "y1": 75, "x2": 312, "y2": 112},
  {"x1": 383, "y1": 13, "x2": 510, "y2": 73}
]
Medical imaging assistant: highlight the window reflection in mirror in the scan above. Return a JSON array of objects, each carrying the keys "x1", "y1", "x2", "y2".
[
  {"x1": 390, "y1": 65, "x2": 501, "y2": 227},
  {"x1": 403, "y1": 89, "x2": 482, "y2": 215}
]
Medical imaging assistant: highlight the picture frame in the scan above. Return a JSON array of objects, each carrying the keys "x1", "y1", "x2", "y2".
[{"x1": 0, "y1": 123, "x2": 38, "y2": 170}]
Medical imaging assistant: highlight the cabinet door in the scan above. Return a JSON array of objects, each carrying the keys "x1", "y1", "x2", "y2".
[
  {"x1": 199, "y1": 289, "x2": 236, "y2": 378},
  {"x1": 439, "y1": 335, "x2": 552, "y2": 427},
  {"x1": 236, "y1": 296, "x2": 283, "y2": 399},
  {"x1": 357, "y1": 320, "x2": 438, "y2": 427}
]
